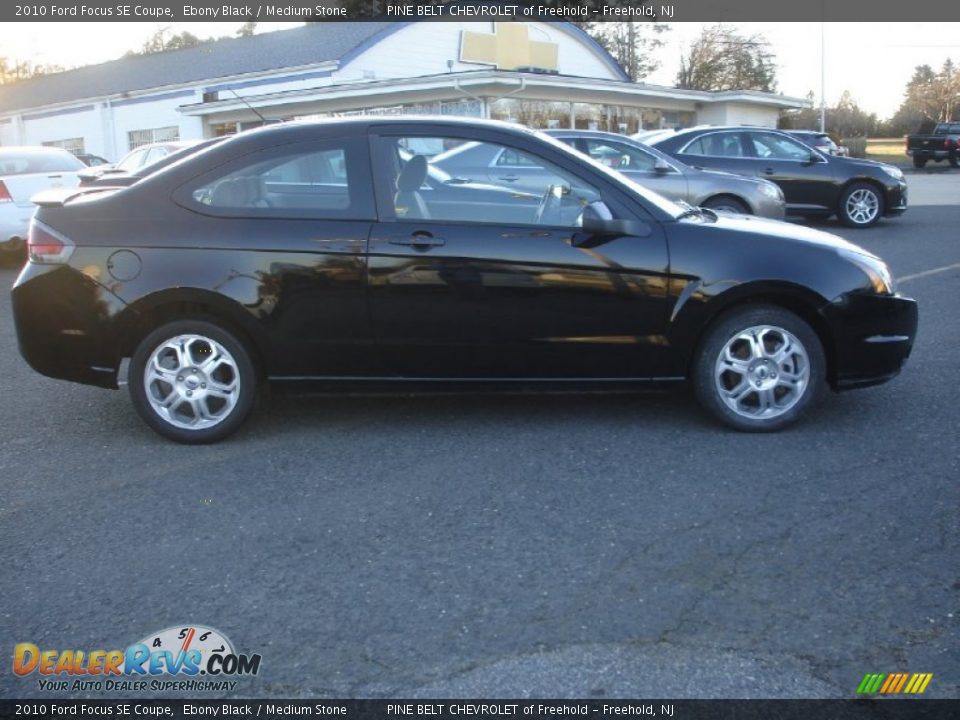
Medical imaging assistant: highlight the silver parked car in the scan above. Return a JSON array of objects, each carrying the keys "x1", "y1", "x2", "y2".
[
  {"x1": 430, "y1": 129, "x2": 785, "y2": 220},
  {"x1": 0, "y1": 147, "x2": 83, "y2": 266}
]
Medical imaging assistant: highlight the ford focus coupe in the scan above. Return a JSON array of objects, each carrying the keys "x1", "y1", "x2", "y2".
[{"x1": 11, "y1": 119, "x2": 918, "y2": 443}]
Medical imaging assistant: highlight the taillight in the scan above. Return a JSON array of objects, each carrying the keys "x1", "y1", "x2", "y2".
[
  {"x1": 28, "y1": 219, "x2": 75, "y2": 264},
  {"x1": 945, "y1": 137, "x2": 956, "y2": 148},
  {"x1": 0, "y1": 180, "x2": 11, "y2": 203}
]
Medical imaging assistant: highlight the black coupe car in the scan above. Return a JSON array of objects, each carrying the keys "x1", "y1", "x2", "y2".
[
  {"x1": 12, "y1": 118, "x2": 917, "y2": 442},
  {"x1": 649, "y1": 126, "x2": 907, "y2": 228}
]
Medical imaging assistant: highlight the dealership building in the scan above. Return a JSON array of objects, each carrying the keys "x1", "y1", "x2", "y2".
[{"x1": 0, "y1": 20, "x2": 808, "y2": 162}]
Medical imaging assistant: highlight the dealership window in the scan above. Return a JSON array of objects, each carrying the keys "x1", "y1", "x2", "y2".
[
  {"x1": 127, "y1": 126, "x2": 180, "y2": 151},
  {"x1": 42, "y1": 137, "x2": 85, "y2": 154},
  {"x1": 184, "y1": 138, "x2": 374, "y2": 220}
]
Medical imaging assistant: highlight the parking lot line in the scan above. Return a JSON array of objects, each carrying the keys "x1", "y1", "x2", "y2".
[{"x1": 897, "y1": 262, "x2": 960, "y2": 283}]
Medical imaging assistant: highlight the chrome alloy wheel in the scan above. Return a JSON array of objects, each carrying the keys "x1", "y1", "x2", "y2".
[
  {"x1": 844, "y1": 188, "x2": 880, "y2": 225},
  {"x1": 144, "y1": 334, "x2": 240, "y2": 430},
  {"x1": 714, "y1": 325, "x2": 810, "y2": 420}
]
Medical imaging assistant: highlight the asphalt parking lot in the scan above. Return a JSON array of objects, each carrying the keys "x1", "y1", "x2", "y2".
[{"x1": 1, "y1": 174, "x2": 957, "y2": 700}]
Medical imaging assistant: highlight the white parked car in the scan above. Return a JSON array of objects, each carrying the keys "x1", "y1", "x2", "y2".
[{"x1": 0, "y1": 147, "x2": 84, "y2": 266}]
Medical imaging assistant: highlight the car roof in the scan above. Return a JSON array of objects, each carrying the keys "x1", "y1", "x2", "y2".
[{"x1": 0, "y1": 145, "x2": 77, "y2": 156}]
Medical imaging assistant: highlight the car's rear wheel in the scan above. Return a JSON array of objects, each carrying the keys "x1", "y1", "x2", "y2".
[
  {"x1": 693, "y1": 306, "x2": 825, "y2": 432},
  {"x1": 838, "y1": 182, "x2": 883, "y2": 228},
  {"x1": 0, "y1": 237, "x2": 26, "y2": 269},
  {"x1": 702, "y1": 196, "x2": 750, "y2": 215},
  {"x1": 129, "y1": 320, "x2": 257, "y2": 443},
  {"x1": 912, "y1": 156, "x2": 927, "y2": 169}
]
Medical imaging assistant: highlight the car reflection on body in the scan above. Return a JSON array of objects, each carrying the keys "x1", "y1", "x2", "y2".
[
  {"x1": 12, "y1": 118, "x2": 917, "y2": 443},
  {"x1": 543, "y1": 129, "x2": 786, "y2": 219},
  {"x1": 649, "y1": 126, "x2": 907, "y2": 228}
]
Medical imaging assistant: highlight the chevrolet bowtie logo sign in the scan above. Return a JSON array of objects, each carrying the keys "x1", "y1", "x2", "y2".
[{"x1": 460, "y1": 22, "x2": 559, "y2": 72}]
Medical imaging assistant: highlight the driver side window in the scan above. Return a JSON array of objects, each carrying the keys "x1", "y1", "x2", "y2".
[
  {"x1": 383, "y1": 136, "x2": 601, "y2": 227},
  {"x1": 750, "y1": 132, "x2": 814, "y2": 160}
]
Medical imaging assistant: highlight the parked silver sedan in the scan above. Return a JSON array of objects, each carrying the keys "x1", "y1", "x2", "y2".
[
  {"x1": 430, "y1": 129, "x2": 785, "y2": 220},
  {"x1": 0, "y1": 147, "x2": 83, "y2": 266}
]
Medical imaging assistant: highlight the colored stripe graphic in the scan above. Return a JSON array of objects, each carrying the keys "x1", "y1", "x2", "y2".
[{"x1": 857, "y1": 672, "x2": 932, "y2": 695}]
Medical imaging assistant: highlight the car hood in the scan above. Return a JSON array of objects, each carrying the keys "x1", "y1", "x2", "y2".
[
  {"x1": 832, "y1": 155, "x2": 894, "y2": 173},
  {"x1": 687, "y1": 212, "x2": 877, "y2": 257}
]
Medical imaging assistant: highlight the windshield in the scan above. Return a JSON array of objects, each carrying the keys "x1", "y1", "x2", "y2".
[{"x1": 533, "y1": 130, "x2": 687, "y2": 219}]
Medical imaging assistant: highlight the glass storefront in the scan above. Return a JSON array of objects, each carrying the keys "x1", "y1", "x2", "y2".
[
  {"x1": 490, "y1": 98, "x2": 694, "y2": 133},
  {"x1": 216, "y1": 97, "x2": 695, "y2": 139}
]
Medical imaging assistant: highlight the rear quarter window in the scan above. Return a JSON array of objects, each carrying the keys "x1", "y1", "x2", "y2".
[{"x1": 175, "y1": 138, "x2": 375, "y2": 221}]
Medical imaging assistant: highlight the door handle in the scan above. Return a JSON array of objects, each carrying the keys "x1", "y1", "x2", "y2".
[
  {"x1": 763, "y1": 168, "x2": 775, "y2": 175},
  {"x1": 389, "y1": 232, "x2": 446, "y2": 249},
  {"x1": 498, "y1": 175, "x2": 519, "y2": 182}
]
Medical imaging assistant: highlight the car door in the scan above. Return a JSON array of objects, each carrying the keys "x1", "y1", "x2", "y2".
[
  {"x1": 673, "y1": 130, "x2": 758, "y2": 178},
  {"x1": 576, "y1": 137, "x2": 690, "y2": 204},
  {"x1": 366, "y1": 127, "x2": 672, "y2": 380},
  {"x1": 173, "y1": 135, "x2": 381, "y2": 376},
  {"x1": 742, "y1": 131, "x2": 836, "y2": 212}
]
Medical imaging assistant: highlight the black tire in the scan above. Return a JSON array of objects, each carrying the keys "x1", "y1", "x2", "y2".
[
  {"x1": 912, "y1": 156, "x2": 927, "y2": 169},
  {"x1": 702, "y1": 196, "x2": 751, "y2": 215},
  {"x1": 0, "y1": 238, "x2": 27, "y2": 269},
  {"x1": 837, "y1": 181, "x2": 884, "y2": 228},
  {"x1": 129, "y1": 319, "x2": 258, "y2": 444},
  {"x1": 949, "y1": 152, "x2": 960, "y2": 169},
  {"x1": 692, "y1": 305, "x2": 825, "y2": 432}
]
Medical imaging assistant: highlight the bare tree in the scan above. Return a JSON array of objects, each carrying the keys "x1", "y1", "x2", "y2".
[{"x1": 677, "y1": 24, "x2": 777, "y2": 93}]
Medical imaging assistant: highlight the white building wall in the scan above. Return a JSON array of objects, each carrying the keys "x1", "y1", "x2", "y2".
[
  {"x1": 15, "y1": 107, "x2": 101, "y2": 153},
  {"x1": 696, "y1": 102, "x2": 780, "y2": 128},
  {"x1": 340, "y1": 22, "x2": 622, "y2": 82},
  {"x1": 109, "y1": 93, "x2": 204, "y2": 157}
]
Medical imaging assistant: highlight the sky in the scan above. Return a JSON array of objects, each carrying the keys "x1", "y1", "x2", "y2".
[{"x1": 1, "y1": 22, "x2": 957, "y2": 120}]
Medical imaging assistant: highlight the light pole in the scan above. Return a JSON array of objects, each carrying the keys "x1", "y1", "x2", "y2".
[{"x1": 820, "y1": 20, "x2": 827, "y2": 132}]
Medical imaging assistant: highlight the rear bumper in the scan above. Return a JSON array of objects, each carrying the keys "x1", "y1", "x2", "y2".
[
  {"x1": 12, "y1": 263, "x2": 127, "y2": 389},
  {"x1": 0, "y1": 203, "x2": 32, "y2": 249},
  {"x1": 821, "y1": 292, "x2": 918, "y2": 390},
  {"x1": 906, "y1": 148, "x2": 951, "y2": 159}
]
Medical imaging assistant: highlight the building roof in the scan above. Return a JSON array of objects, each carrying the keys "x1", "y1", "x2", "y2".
[{"x1": 0, "y1": 22, "x2": 394, "y2": 114}]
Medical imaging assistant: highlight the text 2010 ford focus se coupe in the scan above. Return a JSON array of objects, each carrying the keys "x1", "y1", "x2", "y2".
[{"x1": 11, "y1": 119, "x2": 918, "y2": 443}]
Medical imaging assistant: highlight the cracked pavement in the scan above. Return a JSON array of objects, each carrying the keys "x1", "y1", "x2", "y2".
[{"x1": 1, "y1": 177, "x2": 958, "y2": 699}]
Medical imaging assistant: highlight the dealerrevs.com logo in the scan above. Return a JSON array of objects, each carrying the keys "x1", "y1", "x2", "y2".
[{"x1": 14, "y1": 625, "x2": 261, "y2": 692}]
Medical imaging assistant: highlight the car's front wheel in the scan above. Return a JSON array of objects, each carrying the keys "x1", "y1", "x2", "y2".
[
  {"x1": 693, "y1": 306, "x2": 825, "y2": 432},
  {"x1": 129, "y1": 320, "x2": 257, "y2": 443},
  {"x1": 702, "y1": 196, "x2": 750, "y2": 215},
  {"x1": 912, "y1": 155, "x2": 927, "y2": 169},
  {"x1": 838, "y1": 182, "x2": 884, "y2": 228}
]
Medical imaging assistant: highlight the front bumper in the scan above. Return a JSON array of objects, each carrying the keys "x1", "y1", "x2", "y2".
[
  {"x1": 752, "y1": 193, "x2": 787, "y2": 221},
  {"x1": 885, "y1": 181, "x2": 908, "y2": 216},
  {"x1": 821, "y1": 292, "x2": 918, "y2": 390}
]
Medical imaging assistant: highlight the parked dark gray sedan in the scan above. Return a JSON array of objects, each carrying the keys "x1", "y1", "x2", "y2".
[{"x1": 430, "y1": 129, "x2": 786, "y2": 219}]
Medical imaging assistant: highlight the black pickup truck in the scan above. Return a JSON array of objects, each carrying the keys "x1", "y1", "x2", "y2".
[{"x1": 906, "y1": 122, "x2": 960, "y2": 168}]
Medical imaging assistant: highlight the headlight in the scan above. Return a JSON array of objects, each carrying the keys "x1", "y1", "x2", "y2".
[
  {"x1": 881, "y1": 165, "x2": 904, "y2": 181},
  {"x1": 758, "y1": 181, "x2": 782, "y2": 199},
  {"x1": 838, "y1": 248, "x2": 896, "y2": 295}
]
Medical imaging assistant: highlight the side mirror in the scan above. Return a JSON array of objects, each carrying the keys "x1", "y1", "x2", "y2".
[
  {"x1": 575, "y1": 201, "x2": 651, "y2": 246},
  {"x1": 653, "y1": 159, "x2": 672, "y2": 175},
  {"x1": 806, "y1": 152, "x2": 826, "y2": 165}
]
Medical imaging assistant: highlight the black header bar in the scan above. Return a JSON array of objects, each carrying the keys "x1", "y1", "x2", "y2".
[{"x1": 4, "y1": 0, "x2": 960, "y2": 23}]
